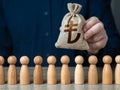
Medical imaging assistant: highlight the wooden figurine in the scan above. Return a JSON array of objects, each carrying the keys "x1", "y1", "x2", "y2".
[
  {"x1": 33, "y1": 56, "x2": 43, "y2": 84},
  {"x1": 88, "y1": 55, "x2": 98, "y2": 84},
  {"x1": 8, "y1": 56, "x2": 17, "y2": 84},
  {"x1": 74, "y1": 55, "x2": 84, "y2": 84},
  {"x1": 60, "y1": 55, "x2": 70, "y2": 84},
  {"x1": 115, "y1": 55, "x2": 120, "y2": 84},
  {"x1": 47, "y1": 56, "x2": 57, "y2": 84},
  {"x1": 20, "y1": 56, "x2": 30, "y2": 85},
  {"x1": 0, "y1": 56, "x2": 5, "y2": 84},
  {"x1": 102, "y1": 55, "x2": 112, "y2": 84}
]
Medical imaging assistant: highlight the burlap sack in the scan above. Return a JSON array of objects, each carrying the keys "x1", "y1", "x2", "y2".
[{"x1": 55, "y1": 3, "x2": 89, "y2": 50}]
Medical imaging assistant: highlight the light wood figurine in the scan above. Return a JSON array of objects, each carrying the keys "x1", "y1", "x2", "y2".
[
  {"x1": 47, "y1": 56, "x2": 57, "y2": 84},
  {"x1": 33, "y1": 56, "x2": 43, "y2": 84},
  {"x1": 102, "y1": 55, "x2": 112, "y2": 85},
  {"x1": 60, "y1": 55, "x2": 70, "y2": 84},
  {"x1": 74, "y1": 55, "x2": 84, "y2": 84},
  {"x1": 20, "y1": 56, "x2": 30, "y2": 85},
  {"x1": 8, "y1": 56, "x2": 17, "y2": 84},
  {"x1": 115, "y1": 55, "x2": 120, "y2": 84},
  {"x1": 0, "y1": 56, "x2": 5, "y2": 84},
  {"x1": 88, "y1": 55, "x2": 98, "y2": 84}
]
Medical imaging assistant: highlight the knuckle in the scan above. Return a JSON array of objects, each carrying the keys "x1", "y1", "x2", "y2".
[
  {"x1": 93, "y1": 37, "x2": 98, "y2": 42},
  {"x1": 96, "y1": 39, "x2": 106, "y2": 49},
  {"x1": 97, "y1": 22, "x2": 104, "y2": 30},
  {"x1": 90, "y1": 29, "x2": 95, "y2": 37},
  {"x1": 96, "y1": 42, "x2": 102, "y2": 49},
  {"x1": 91, "y1": 16, "x2": 99, "y2": 22}
]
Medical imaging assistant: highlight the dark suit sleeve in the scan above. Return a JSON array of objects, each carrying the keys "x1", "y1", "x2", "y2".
[
  {"x1": 0, "y1": 1, "x2": 12, "y2": 59},
  {"x1": 86, "y1": 0, "x2": 120, "y2": 65}
]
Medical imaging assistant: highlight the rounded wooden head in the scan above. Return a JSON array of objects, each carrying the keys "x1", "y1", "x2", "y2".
[
  {"x1": 34, "y1": 56, "x2": 43, "y2": 65},
  {"x1": 88, "y1": 55, "x2": 98, "y2": 65},
  {"x1": 115, "y1": 55, "x2": 120, "y2": 64},
  {"x1": 103, "y1": 55, "x2": 112, "y2": 64},
  {"x1": 61, "y1": 55, "x2": 70, "y2": 64},
  {"x1": 0, "y1": 56, "x2": 4, "y2": 65},
  {"x1": 75, "y1": 55, "x2": 84, "y2": 64},
  {"x1": 47, "y1": 56, "x2": 56, "y2": 65},
  {"x1": 8, "y1": 56, "x2": 17, "y2": 65},
  {"x1": 20, "y1": 56, "x2": 29, "y2": 65}
]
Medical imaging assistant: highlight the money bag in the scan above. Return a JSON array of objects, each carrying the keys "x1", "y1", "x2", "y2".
[{"x1": 55, "y1": 3, "x2": 89, "y2": 50}]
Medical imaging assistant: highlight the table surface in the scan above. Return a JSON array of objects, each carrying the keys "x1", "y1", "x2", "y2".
[{"x1": 0, "y1": 67, "x2": 119, "y2": 90}]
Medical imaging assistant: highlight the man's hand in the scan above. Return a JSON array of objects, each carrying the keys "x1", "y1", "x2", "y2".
[{"x1": 83, "y1": 17, "x2": 108, "y2": 54}]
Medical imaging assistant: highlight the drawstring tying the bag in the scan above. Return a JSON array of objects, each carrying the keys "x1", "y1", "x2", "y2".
[{"x1": 68, "y1": 3, "x2": 82, "y2": 15}]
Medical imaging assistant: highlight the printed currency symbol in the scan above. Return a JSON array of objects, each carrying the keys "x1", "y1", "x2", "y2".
[{"x1": 64, "y1": 21, "x2": 81, "y2": 43}]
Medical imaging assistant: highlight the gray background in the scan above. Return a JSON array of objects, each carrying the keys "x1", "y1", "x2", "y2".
[{"x1": 111, "y1": 0, "x2": 120, "y2": 33}]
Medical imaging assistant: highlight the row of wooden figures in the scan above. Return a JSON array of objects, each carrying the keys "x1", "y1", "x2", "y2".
[{"x1": 0, "y1": 55, "x2": 120, "y2": 85}]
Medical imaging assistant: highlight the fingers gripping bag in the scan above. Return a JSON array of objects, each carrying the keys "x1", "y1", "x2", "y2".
[{"x1": 55, "y1": 3, "x2": 89, "y2": 50}]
